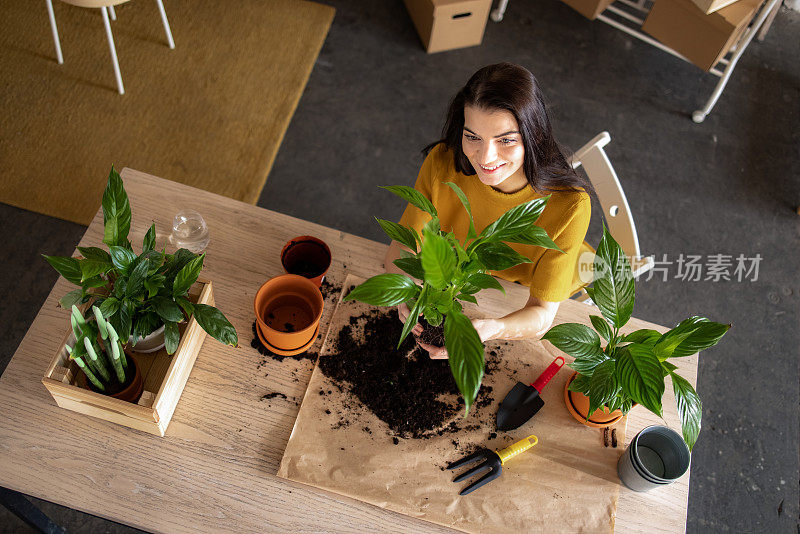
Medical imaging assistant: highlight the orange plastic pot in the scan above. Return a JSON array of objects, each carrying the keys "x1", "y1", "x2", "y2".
[
  {"x1": 564, "y1": 371, "x2": 626, "y2": 428},
  {"x1": 254, "y1": 274, "x2": 324, "y2": 356},
  {"x1": 280, "y1": 236, "x2": 331, "y2": 287}
]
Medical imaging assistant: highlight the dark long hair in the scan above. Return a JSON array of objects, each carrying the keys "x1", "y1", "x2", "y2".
[{"x1": 425, "y1": 63, "x2": 593, "y2": 196}]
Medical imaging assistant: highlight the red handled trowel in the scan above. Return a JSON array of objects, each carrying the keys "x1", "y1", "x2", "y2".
[{"x1": 496, "y1": 356, "x2": 565, "y2": 431}]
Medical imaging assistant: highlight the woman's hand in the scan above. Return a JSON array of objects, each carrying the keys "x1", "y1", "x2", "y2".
[{"x1": 397, "y1": 303, "x2": 423, "y2": 336}]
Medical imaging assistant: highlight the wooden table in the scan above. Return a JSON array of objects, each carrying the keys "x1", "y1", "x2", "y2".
[{"x1": 0, "y1": 169, "x2": 697, "y2": 533}]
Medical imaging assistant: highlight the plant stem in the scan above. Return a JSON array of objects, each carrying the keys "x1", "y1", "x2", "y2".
[
  {"x1": 84, "y1": 337, "x2": 110, "y2": 382},
  {"x1": 108, "y1": 339, "x2": 126, "y2": 383},
  {"x1": 73, "y1": 356, "x2": 105, "y2": 392}
]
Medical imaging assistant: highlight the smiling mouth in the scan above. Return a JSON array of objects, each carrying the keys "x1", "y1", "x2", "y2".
[{"x1": 479, "y1": 163, "x2": 506, "y2": 173}]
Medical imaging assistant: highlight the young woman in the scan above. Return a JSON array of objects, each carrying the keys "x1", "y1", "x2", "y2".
[{"x1": 384, "y1": 62, "x2": 593, "y2": 359}]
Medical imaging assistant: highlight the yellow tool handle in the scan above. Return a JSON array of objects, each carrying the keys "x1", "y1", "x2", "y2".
[{"x1": 497, "y1": 435, "x2": 538, "y2": 465}]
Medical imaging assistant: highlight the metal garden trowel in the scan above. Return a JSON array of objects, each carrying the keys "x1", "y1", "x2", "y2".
[{"x1": 496, "y1": 356, "x2": 565, "y2": 431}]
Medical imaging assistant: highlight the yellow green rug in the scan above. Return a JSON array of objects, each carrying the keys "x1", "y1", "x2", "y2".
[{"x1": 0, "y1": 0, "x2": 334, "y2": 224}]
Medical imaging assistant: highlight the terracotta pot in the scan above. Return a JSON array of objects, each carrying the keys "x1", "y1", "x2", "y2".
[
  {"x1": 280, "y1": 236, "x2": 331, "y2": 287},
  {"x1": 564, "y1": 371, "x2": 625, "y2": 428},
  {"x1": 254, "y1": 274, "x2": 324, "y2": 356},
  {"x1": 80, "y1": 351, "x2": 144, "y2": 403}
]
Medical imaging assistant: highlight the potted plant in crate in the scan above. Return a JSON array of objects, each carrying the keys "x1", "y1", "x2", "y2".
[
  {"x1": 541, "y1": 225, "x2": 730, "y2": 450},
  {"x1": 345, "y1": 183, "x2": 562, "y2": 414},
  {"x1": 66, "y1": 304, "x2": 143, "y2": 402},
  {"x1": 43, "y1": 167, "x2": 238, "y2": 354}
]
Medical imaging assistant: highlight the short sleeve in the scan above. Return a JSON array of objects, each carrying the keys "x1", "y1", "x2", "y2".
[
  {"x1": 397, "y1": 146, "x2": 440, "y2": 247},
  {"x1": 528, "y1": 193, "x2": 591, "y2": 302}
]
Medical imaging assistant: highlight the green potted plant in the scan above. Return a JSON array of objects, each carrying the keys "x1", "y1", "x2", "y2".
[
  {"x1": 541, "y1": 225, "x2": 730, "y2": 450},
  {"x1": 43, "y1": 167, "x2": 238, "y2": 354},
  {"x1": 66, "y1": 304, "x2": 143, "y2": 402},
  {"x1": 344, "y1": 183, "x2": 562, "y2": 414}
]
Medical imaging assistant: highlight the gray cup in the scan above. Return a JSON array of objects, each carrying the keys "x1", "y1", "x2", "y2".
[{"x1": 617, "y1": 425, "x2": 691, "y2": 492}]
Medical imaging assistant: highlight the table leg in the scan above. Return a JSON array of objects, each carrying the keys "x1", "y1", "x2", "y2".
[
  {"x1": 0, "y1": 486, "x2": 67, "y2": 534},
  {"x1": 45, "y1": 0, "x2": 63, "y2": 64},
  {"x1": 100, "y1": 6, "x2": 125, "y2": 95}
]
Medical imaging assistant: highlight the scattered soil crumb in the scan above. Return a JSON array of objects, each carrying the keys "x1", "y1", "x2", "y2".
[{"x1": 261, "y1": 392, "x2": 287, "y2": 401}]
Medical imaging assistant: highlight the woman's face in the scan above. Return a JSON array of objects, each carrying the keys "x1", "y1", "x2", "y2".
[{"x1": 462, "y1": 105, "x2": 527, "y2": 194}]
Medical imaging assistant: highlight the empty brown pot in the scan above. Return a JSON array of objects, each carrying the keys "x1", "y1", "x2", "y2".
[
  {"x1": 254, "y1": 274, "x2": 324, "y2": 356},
  {"x1": 280, "y1": 236, "x2": 331, "y2": 287},
  {"x1": 564, "y1": 371, "x2": 625, "y2": 428}
]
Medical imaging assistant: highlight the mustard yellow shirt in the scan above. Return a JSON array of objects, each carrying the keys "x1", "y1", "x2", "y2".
[{"x1": 398, "y1": 143, "x2": 591, "y2": 302}]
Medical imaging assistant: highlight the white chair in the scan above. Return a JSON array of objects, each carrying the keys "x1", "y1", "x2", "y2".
[
  {"x1": 45, "y1": 0, "x2": 175, "y2": 95},
  {"x1": 569, "y1": 131, "x2": 654, "y2": 303}
]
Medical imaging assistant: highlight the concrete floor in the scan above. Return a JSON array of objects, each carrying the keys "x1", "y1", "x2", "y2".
[{"x1": 2, "y1": 0, "x2": 798, "y2": 532}]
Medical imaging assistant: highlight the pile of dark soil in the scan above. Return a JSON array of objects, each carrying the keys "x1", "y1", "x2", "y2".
[
  {"x1": 318, "y1": 308, "x2": 496, "y2": 439},
  {"x1": 418, "y1": 317, "x2": 445, "y2": 347}
]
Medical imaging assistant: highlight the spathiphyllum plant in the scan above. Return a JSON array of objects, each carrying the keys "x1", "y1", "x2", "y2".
[
  {"x1": 43, "y1": 167, "x2": 238, "y2": 354},
  {"x1": 542, "y1": 225, "x2": 730, "y2": 450},
  {"x1": 345, "y1": 183, "x2": 562, "y2": 414}
]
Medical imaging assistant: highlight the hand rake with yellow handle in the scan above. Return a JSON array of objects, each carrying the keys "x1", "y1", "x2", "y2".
[{"x1": 446, "y1": 435, "x2": 538, "y2": 495}]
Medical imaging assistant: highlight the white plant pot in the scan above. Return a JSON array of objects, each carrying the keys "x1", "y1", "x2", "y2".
[{"x1": 129, "y1": 325, "x2": 166, "y2": 353}]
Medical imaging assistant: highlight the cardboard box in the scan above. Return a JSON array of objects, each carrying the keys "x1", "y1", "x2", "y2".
[
  {"x1": 560, "y1": 0, "x2": 615, "y2": 20},
  {"x1": 642, "y1": 0, "x2": 761, "y2": 71},
  {"x1": 404, "y1": 0, "x2": 492, "y2": 53},
  {"x1": 689, "y1": 0, "x2": 741, "y2": 14}
]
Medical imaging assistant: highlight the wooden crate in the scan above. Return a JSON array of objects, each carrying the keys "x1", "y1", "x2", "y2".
[{"x1": 41, "y1": 279, "x2": 213, "y2": 436}]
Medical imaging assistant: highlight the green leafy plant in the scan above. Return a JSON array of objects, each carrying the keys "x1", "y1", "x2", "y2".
[
  {"x1": 66, "y1": 304, "x2": 130, "y2": 392},
  {"x1": 344, "y1": 183, "x2": 562, "y2": 414},
  {"x1": 541, "y1": 225, "x2": 729, "y2": 450},
  {"x1": 43, "y1": 167, "x2": 238, "y2": 354}
]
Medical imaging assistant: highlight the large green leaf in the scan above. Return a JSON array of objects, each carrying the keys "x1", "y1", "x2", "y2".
[
  {"x1": 621, "y1": 329, "x2": 661, "y2": 347},
  {"x1": 344, "y1": 274, "x2": 419, "y2": 307},
  {"x1": 143, "y1": 223, "x2": 156, "y2": 253},
  {"x1": 541, "y1": 323, "x2": 604, "y2": 360},
  {"x1": 151, "y1": 296, "x2": 185, "y2": 323},
  {"x1": 568, "y1": 372, "x2": 591, "y2": 394},
  {"x1": 132, "y1": 312, "x2": 161, "y2": 341},
  {"x1": 473, "y1": 241, "x2": 532, "y2": 271},
  {"x1": 616, "y1": 344, "x2": 665, "y2": 417},
  {"x1": 589, "y1": 225, "x2": 635, "y2": 329},
  {"x1": 79, "y1": 258, "x2": 113, "y2": 282},
  {"x1": 110, "y1": 246, "x2": 137, "y2": 273},
  {"x1": 671, "y1": 372, "x2": 702, "y2": 450},
  {"x1": 587, "y1": 359, "x2": 619, "y2": 417},
  {"x1": 393, "y1": 258, "x2": 425, "y2": 280},
  {"x1": 164, "y1": 321, "x2": 180, "y2": 354},
  {"x1": 377, "y1": 219, "x2": 419, "y2": 252},
  {"x1": 479, "y1": 196, "x2": 550, "y2": 242},
  {"x1": 465, "y1": 273, "x2": 505, "y2": 294},
  {"x1": 503, "y1": 225, "x2": 563, "y2": 252},
  {"x1": 569, "y1": 352, "x2": 609, "y2": 376},
  {"x1": 144, "y1": 273, "x2": 166, "y2": 298},
  {"x1": 398, "y1": 286, "x2": 426, "y2": 347},
  {"x1": 173, "y1": 253, "x2": 204, "y2": 297},
  {"x1": 444, "y1": 182, "x2": 476, "y2": 239},
  {"x1": 653, "y1": 328, "x2": 697, "y2": 361},
  {"x1": 101, "y1": 166, "x2": 132, "y2": 248},
  {"x1": 589, "y1": 315, "x2": 614, "y2": 342},
  {"x1": 99, "y1": 297, "x2": 120, "y2": 318},
  {"x1": 58, "y1": 289, "x2": 84, "y2": 309},
  {"x1": 43, "y1": 255, "x2": 82, "y2": 285},
  {"x1": 117, "y1": 300, "x2": 133, "y2": 342},
  {"x1": 444, "y1": 309, "x2": 485, "y2": 415},
  {"x1": 665, "y1": 317, "x2": 731, "y2": 358},
  {"x1": 380, "y1": 185, "x2": 438, "y2": 218},
  {"x1": 76, "y1": 247, "x2": 111, "y2": 262},
  {"x1": 420, "y1": 230, "x2": 456, "y2": 289},
  {"x1": 193, "y1": 304, "x2": 238, "y2": 347},
  {"x1": 126, "y1": 258, "x2": 150, "y2": 297}
]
